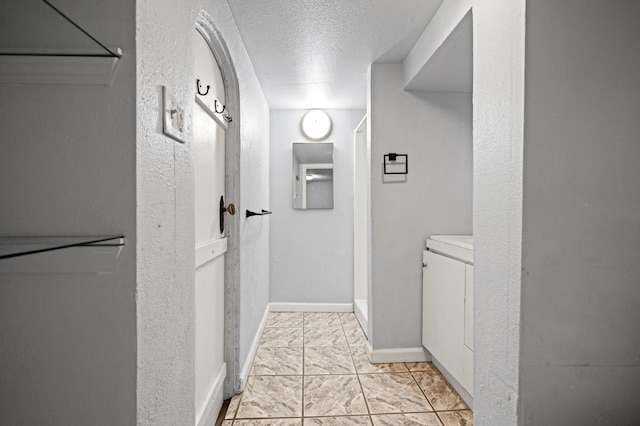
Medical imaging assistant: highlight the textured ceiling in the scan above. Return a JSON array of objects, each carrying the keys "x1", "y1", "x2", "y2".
[{"x1": 226, "y1": 0, "x2": 444, "y2": 109}]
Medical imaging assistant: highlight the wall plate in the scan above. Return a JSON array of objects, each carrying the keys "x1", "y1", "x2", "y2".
[{"x1": 162, "y1": 86, "x2": 185, "y2": 143}]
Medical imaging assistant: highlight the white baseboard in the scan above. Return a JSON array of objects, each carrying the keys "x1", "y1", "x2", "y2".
[
  {"x1": 269, "y1": 302, "x2": 353, "y2": 313},
  {"x1": 431, "y1": 356, "x2": 473, "y2": 408},
  {"x1": 366, "y1": 343, "x2": 430, "y2": 363},
  {"x1": 238, "y1": 305, "x2": 270, "y2": 391},
  {"x1": 196, "y1": 362, "x2": 226, "y2": 426},
  {"x1": 353, "y1": 300, "x2": 368, "y2": 338}
]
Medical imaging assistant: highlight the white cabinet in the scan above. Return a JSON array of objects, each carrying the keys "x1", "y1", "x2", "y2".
[
  {"x1": 422, "y1": 250, "x2": 466, "y2": 382},
  {"x1": 464, "y1": 264, "x2": 474, "y2": 349},
  {"x1": 463, "y1": 264, "x2": 474, "y2": 395},
  {"x1": 422, "y1": 237, "x2": 473, "y2": 396}
]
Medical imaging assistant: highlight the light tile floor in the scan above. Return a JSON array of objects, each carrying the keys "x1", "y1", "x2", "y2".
[{"x1": 221, "y1": 312, "x2": 473, "y2": 426}]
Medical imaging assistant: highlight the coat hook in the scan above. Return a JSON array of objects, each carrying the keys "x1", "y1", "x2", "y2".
[
  {"x1": 214, "y1": 99, "x2": 226, "y2": 114},
  {"x1": 196, "y1": 79, "x2": 210, "y2": 96}
]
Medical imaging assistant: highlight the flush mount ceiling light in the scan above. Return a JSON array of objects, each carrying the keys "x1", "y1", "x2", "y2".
[{"x1": 301, "y1": 109, "x2": 332, "y2": 141}]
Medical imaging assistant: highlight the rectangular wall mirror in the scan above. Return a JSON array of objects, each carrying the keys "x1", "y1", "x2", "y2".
[{"x1": 292, "y1": 142, "x2": 334, "y2": 209}]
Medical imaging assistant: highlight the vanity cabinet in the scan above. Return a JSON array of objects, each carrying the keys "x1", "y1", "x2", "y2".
[
  {"x1": 463, "y1": 264, "x2": 474, "y2": 395},
  {"x1": 422, "y1": 236, "x2": 473, "y2": 396}
]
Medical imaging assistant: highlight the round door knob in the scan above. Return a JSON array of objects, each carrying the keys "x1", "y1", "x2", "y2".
[{"x1": 219, "y1": 196, "x2": 236, "y2": 233}]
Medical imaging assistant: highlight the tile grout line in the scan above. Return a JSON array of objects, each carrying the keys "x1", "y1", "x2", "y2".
[
  {"x1": 302, "y1": 312, "x2": 306, "y2": 421},
  {"x1": 239, "y1": 312, "x2": 471, "y2": 425},
  {"x1": 341, "y1": 312, "x2": 373, "y2": 424},
  {"x1": 409, "y1": 367, "x2": 445, "y2": 425}
]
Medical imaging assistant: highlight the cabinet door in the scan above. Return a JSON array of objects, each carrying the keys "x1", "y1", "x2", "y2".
[
  {"x1": 464, "y1": 264, "x2": 474, "y2": 350},
  {"x1": 463, "y1": 264, "x2": 474, "y2": 396},
  {"x1": 422, "y1": 250, "x2": 465, "y2": 381}
]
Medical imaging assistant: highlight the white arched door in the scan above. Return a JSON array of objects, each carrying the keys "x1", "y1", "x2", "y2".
[{"x1": 193, "y1": 29, "x2": 232, "y2": 425}]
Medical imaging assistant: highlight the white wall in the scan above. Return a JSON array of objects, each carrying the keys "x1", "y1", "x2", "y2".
[
  {"x1": 404, "y1": 0, "x2": 472, "y2": 87},
  {"x1": 237, "y1": 44, "x2": 271, "y2": 386},
  {"x1": 520, "y1": 1, "x2": 640, "y2": 423},
  {"x1": 353, "y1": 118, "x2": 369, "y2": 305},
  {"x1": 136, "y1": 0, "x2": 271, "y2": 423},
  {"x1": 472, "y1": 0, "x2": 525, "y2": 423},
  {"x1": 0, "y1": 1, "x2": 137, "y2": 425},
  {"x1": 270, "y1": 109, "x2": 363, "y2": 303},
  {"x1": 369, "y1": 63, "x2": 473, "y2": 350}
]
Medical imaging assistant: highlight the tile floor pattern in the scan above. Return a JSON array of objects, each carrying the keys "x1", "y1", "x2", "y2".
[{"x1": 221, "y1": 312, "x2": 473, "y2": 426}]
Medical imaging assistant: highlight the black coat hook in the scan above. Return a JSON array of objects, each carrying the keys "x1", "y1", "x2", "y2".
[
  {"x1": 214, "y1": 99, "x2": 226, "y2": 114},
  {"x1": 196, "y1": 79, "x2": 210, "y2": 96}
]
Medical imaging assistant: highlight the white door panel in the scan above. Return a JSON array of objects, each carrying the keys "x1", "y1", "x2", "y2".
[
  {"x1": 195, "y1": 255, "x2": 225, "y2": 409},
  {"x1": 194, "y1": 30, "x2": 227, "y2": 425},
  {"x1": 195, "y1": 238, "x2": 228, "y2": 268},
  {"x1": 194, "y1": 104, "x2": 225, "y2": 242}
]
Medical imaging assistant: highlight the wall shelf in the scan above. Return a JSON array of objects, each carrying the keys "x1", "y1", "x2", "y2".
[
  {"x1": 1, "y1": 1, "x2": 122, "y2": 85},
  {"x1": 0, "y1": 48, "x2": 122, "y2": 85},
  {"x1": 0, "y1": 236, "x2": 125, "y2": 274}
]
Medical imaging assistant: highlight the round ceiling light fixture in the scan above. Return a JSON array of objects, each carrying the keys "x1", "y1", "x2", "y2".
[{"x1": 301, "y1": 109, "x2": 332, "y2": 141}]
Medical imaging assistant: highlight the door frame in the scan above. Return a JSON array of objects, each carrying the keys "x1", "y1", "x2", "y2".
[{"x1": 195, "y1": 12, "x2": 241, "y2": 398}]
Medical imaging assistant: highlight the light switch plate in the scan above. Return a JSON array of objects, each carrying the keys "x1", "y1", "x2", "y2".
[{"x1": 162, "y1": 86, "x2": 185, "y2": 143}]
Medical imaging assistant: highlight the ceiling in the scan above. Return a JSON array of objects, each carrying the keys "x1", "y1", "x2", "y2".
[{"x1": 226, "y1": 0, "x2": 444, "y2": 110}]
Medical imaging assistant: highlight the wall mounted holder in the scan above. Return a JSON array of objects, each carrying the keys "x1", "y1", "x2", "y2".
[
  {"x1": 246, "y1": 209, "x2": 272, "y2": 218},
  {"x1": 383, "y1": 153, "x2": 408, "y2": 175},
  {"x1": 195, "y1": 78, "x2": 233, "y2": 124}
]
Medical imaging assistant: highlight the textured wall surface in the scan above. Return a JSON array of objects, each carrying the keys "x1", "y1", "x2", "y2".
[
  {"x1": 136, "y1": 0, "x2": 270, "y2": 423},
  {"x1": 0, "y1": 1, "x2": 137, "y2": 425},
  {"x1": 369, "y1": 63, "x2": 473, "y2": 350},
  {"x1": 520, "y1": 1, "x2": 640, "y2": 423},
  {"x1": 472, "y1": 0, "x2": 525, "y2": 424},
  {"x1": 269, "y1": 109, "x2": 362, "y2": 303}
]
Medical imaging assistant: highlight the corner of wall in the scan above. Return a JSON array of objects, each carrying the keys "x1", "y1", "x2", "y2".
[{"x1": 472, "y1": 0, "x2": 525, "y2": 423}]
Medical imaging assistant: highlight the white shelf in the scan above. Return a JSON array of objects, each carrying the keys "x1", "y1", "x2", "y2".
[
  {"x1": 0, "y1": 236, "x2": 125, "y2": 274},
  {"x1": 0, "y1": 48, "x2": 122, "y2": 85}
]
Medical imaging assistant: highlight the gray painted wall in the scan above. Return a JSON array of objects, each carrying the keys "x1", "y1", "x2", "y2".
[
  {"x1": 270, "y1": 109, "x2": 363, "y2": 303},
  {"x1": 0, "y1": 1, "x2": 137, "y2": 425},
  {"x1": 369, "y1": 63, "x2": 473, "y2": 350},
  {"x1": 520, "y1": 1, "x2": 640, "y2": 423}
]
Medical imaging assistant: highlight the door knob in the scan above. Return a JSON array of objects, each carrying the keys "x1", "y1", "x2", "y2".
[
  {"x1": 219, "y1": 196, "x2": 236, "y2": 234},
  {"x1": 223, "y1": 202, "x2": 236, "y2": 215}
]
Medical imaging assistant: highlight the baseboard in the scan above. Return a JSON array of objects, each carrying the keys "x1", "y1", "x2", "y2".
[
  {"x1": 238, "y1": 305, "x2": 270, "y2": 391},
  {"x1": 196, "y1": 362, "x2": 226, "y2": 426},
  {"x1": 431, "y1": 356, "x2": 473, "y2": 408},
  {"x1": 269, "y1": 302, "x2": 353, "y2": 313},
  {"x1": 366, "y1": 343, "x2": 430, "y2": 363},
  {"x1": 353, "y1": 300, "x2": 368, "y2": 338}
]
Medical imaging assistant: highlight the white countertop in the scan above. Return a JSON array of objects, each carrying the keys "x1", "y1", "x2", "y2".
[{"x1": 426, "y1": 235, "x2": 473, "y2": 264}]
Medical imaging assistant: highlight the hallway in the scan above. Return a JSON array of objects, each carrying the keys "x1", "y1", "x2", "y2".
[{"x1": 219, "y1": 312, "x2": 473, "y2": 425}]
